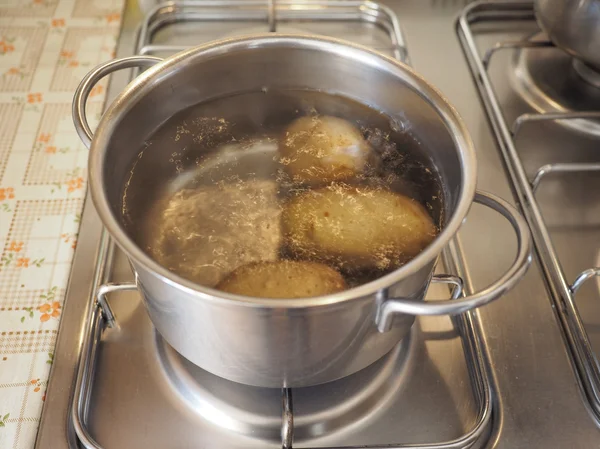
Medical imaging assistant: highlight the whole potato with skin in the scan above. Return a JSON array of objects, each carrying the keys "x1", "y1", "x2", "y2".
[
  {"x1": 216, "y1": 260, "x2": 347, "y2": 299},
  {"x1": 282, "y1": 184, "x2": 438, "y2": 272},
  {"x1": 280, "y1": 116, "x2": 372, "y2": 185}
]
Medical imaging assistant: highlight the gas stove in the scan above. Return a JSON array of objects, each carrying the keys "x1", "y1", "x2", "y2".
[{"x1": 35, "y1": 1, "x2": 600, "y2": 448}]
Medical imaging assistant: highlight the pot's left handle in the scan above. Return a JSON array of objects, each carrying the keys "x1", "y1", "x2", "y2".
[{"x1": 73, "y1": 56, "x2": 163, "y2": 149}]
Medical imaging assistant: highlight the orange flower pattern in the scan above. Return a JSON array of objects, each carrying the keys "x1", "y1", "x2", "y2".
[
  {"x1": 2, "y1": 241, "x2": 29, "y2": 266},
  {"x1": 27, "y1": 93, "x2": 43, "y2": 103},
  {"x1": 0, "y1": 187, "x2": 15, "y2": 201},
  {"x1": 66, "y1": 176, "x2": 84, "y2": 192},
  {"x1": 7, "y1": 241, "x2": 23, "y2": 252},
  {"x1": 106, "y1": 13, "x2": 121, "y2": 24},
  {"x1": 89, "y1": 85, "x2": 103, "y2": 97},
  {"x1": 59, "y1": 49, "x2": 80, "y2": 68},
  {"x1": 30, "y1": 379, "x2": 44, "y2": 395},
  {"x1": 0, "y1": 38, "x2": 15, "y2": 55},
  {"x1": 2, "y1": 241, "x2": 44, "y2": 268},
  {"x1": 38, "y1": 301, "x2": 60, "y2": 322},
  {"x1": 38, "y1": 133, "x2": 51, "y2": 143},
  {"x1": 0, "y1": 2, "x2": 123, "y2": 445},
  {"x1": 33, "y1": 377, "x2": 48, "y2": 400},
  {"x1": 61, "y1": 233, "x2": 77, "y2": 249}
]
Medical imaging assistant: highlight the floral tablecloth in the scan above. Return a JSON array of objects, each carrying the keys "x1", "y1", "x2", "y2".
[{"x1": 0, "y1": 1, "x2": 124, "y2": 447}]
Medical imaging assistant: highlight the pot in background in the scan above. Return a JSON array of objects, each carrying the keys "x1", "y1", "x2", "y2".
[
  {"x1": 73, "y1": 35, "x2": 531, "y2": 387},
  {"x1": 535, "y1": 0, "x2": 600, "y2": 71}
]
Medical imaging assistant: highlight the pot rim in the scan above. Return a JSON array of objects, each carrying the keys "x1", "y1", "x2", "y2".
[{"x1": 88, "y1": 34, "x2": 477, "y2": 309}]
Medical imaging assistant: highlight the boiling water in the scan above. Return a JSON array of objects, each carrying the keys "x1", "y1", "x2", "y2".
[{"x1": 122, "y1": 90, "x2": 443, "y2": 291}]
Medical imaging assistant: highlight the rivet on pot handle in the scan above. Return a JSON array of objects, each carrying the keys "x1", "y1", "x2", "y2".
[
  {"x1": 377, "y1": 190, "x2": 531, "y2": 331},
  {"x1": 73, "y1": 56, "x2": 163, "y2": 149}
]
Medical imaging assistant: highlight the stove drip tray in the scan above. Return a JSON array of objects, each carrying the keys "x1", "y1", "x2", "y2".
[
  {"x1": 154, "y1": 331, "x2": 412, "y2": 443},
  {"x1": 510, "y1": 32, "x2": 600, "y2": 137}
]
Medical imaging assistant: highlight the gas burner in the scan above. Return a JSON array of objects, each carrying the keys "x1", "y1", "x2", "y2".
[
  {"x1": 154, "y1": 331, "x2": 413, "y2": 443},
  {"x1": 572, "y1": 59, "x2": 600, "y2": 90},
  {"x1": 510, "y1": 33, "x2": 600, "y2": 137}
]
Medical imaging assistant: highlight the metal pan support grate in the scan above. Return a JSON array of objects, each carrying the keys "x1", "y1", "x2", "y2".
[{"x1": 457, "y1": 0, "x2": 600, "y2": 423}]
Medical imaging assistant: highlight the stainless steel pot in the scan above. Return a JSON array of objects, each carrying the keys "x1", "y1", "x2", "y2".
[
  {"x1": 535, "y1": 0, "x2": 600, "y2": 70},
  {"x1": 73, "y1": 35, "x2": 531, "y2": 387}
]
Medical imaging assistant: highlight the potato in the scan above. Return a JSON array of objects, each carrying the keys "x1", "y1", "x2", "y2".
[
  {"x1": 217, "y1": 260, "x2": 347, "y2": 298},
  {"x1": 282, "y1": 184, "x2": 437, "y2": 271},
  {"x1": 144, "y1": 180, "x2": 281, "y2": 287},
  {"x1": 280, "y1": 115, "x2": 371, "y2": 185}
]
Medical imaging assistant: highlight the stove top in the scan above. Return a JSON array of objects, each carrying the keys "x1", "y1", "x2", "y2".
[
  {"x1": 509, "y1": 32, "x2": 600, "y2": 136},
  {"x1": 72, "y1": 265, "x2": 488, "y2": 448},
  {"x1": 35, "y1": 1, "x2": 600, "y2": 448},
  {"x1": 458, "y1": 0, "x2": 600, "y2": 425}
]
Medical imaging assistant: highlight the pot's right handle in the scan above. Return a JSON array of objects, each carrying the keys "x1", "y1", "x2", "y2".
[
  {"x1": 377, "y1": 190, "x2": 532, "y2": 332},
  {"x1": 72, "y1": 56, "x2": 163, "y2": 149}
]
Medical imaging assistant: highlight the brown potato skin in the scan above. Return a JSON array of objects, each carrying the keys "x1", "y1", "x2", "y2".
[
  {"x1": 280, "y1": 116, "x2": 372, "y2": 185},
  {"x1": 216, "y1": 260, "x2": 347, "y2": 299},
  {"x1": 282, "y1": 184, "x2": 438, "y2": 271}
]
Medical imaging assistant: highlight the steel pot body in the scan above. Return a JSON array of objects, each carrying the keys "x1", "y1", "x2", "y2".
[
  {"x1": 535, "y1": 0, "x2": 600, "y2": 70},
  {"x1": 74, "y1": 35, "x2": 530, "y2": 387}
]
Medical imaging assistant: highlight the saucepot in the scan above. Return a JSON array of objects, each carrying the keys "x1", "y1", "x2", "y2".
[
  {"x1": 73, "y1": 35, "x2": 531, "y2": 387},
  {"x1": 535, "y1": 0, "x2": 600, "y2": 71}
]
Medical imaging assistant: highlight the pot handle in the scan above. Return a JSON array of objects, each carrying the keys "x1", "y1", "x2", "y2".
[
  {"x1": 72, "y1": 56, "x2": 163, "y2": 149},
  {"x1": 377, "y1": 190, "x2": 531, "y2": 331}
]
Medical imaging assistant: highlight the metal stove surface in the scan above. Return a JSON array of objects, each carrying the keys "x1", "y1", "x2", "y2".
[
  {"x1": 457, "y1": 0, "x2": 600, "y2": 433},
  {"x1": 79, "y1": 259, "x2": 484, "y2": 449},
  {"x1": 35, "y1": 1, "x2": 600, "y2": 449}
]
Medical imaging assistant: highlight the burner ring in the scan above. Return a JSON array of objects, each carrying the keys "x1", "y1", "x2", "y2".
[
  {"x1": 153, "y1": 328, "x2": 414, "y2": 443},
  {"x1": 510, "y1": 33, "x2": 600, "y2": 138},
  {"x1": 572, "y1": 59, "x2": 600, "y2": 90}
]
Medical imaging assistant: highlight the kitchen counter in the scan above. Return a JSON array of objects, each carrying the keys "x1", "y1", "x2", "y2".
[{"x1": 0, "y1": 1, "x2": 123, "y2": 448}]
